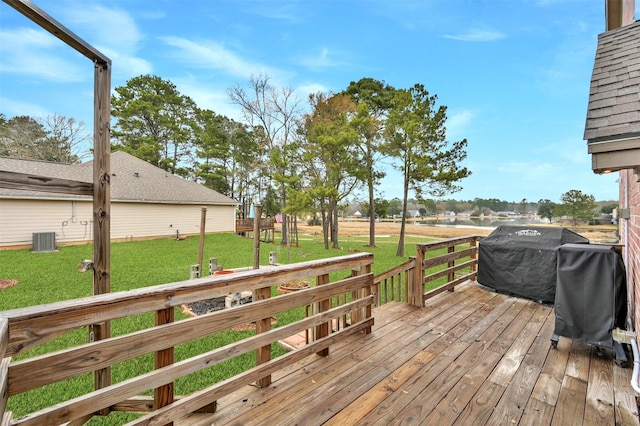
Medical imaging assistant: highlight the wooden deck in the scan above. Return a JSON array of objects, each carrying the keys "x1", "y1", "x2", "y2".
[{"x1": 186, "y1": 281, "x2": 639, "y2": 425}]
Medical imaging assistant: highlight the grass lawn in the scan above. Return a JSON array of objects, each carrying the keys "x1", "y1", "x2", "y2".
[{"x1": 0, "y1": 230, "x2": 441, "y2": 423}]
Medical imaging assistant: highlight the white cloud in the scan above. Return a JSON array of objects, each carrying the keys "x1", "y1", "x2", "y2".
[
  {"x1": 62, "y1": 5, "x2": 152, "y2": 77},
  {"x1": 0, "y1": 96, "x2": 51, "y2": 118},
  {"x1": 444, "y1": 29, "x2": 506, "y2": 42},
  {"x1": 446, "y1": 110, "x2": 474, "y2": 140},
  {"x1": 160, "y1": 36, "x2": 294, "y2": 84},
  {"x1": 498, "y1": 161, "x2": 556, "y2": 180},
  {"x1": 173, "y1": 76, "x2": 243, "y2": 121},
  {"x1": 64, "y1": 5, "x2": 143, "y2": 51},
  {"x1": 100, "y1": 47, "x2": 153, "y2": 77},
  {"x1": 299, "y1": 47, "x2": 336, "y2": 69},
  {"x1": 0, "y1": 28, "x2": 84, "y2": 82}
]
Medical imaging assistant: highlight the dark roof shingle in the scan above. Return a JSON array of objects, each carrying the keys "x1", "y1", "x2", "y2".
[
  {"x1": 584, "y1": 20, "x2": 640, "y2": 142},
  {"x1": 0, "y1": 151, "x2": 238, "y2": 205}
]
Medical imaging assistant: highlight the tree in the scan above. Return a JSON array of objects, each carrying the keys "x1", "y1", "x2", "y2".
[
  {"x1": 385, "y1": 84, "x2": 470, "y2": 256},
  {"x1": 388, "y1": 198, "x2": 403, "y2": 218},
  {"x1": 537, "y1": 199, "x2": 556, "y2": 223},
  {"x1": 0, "y1": 113, "x2": 88, "y2": 163},
  {"x1": 519, "y1": 198, "x2": 528, "y2": 215},
  {"x1": 228, "y1": 74, "x2": 303, "y2": 245},
  {"x1": 301, "y1": 92, "x2": 363, "y2": 249},
  {"x1": 111, "y1": 74, "x2": 197, "y2": 177},
  {"x1": 374, "y1": 198, "x2": 390, "y2": 218},
  {"x1": 557, "y1": 190, "x2": 597, "y2": 226},
  {"x1": 193, "y1": 109, "x2": 259, "y2": 199},
  {"x1": 0, "y1": 115, "x2": 48, "y2": 159},
  {"x1": 422, "y1": 198, "x2": 437, "y2": 214},
  {"x1": 600, "y1": 203, "x2": 618, "y2": 215},
  {"x1": 343, "y1": 78, "x2": 396, "y2": 247}
]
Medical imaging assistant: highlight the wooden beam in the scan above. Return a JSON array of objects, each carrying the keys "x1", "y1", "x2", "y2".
[
  {"x1": 154, "y1": 307, "x2": 175, "y2": 423},
  {"x1": 2, "y1": 0, "x2": 110, "y2": 65},
  {"x1": 91, "y1": 56, "x2": 112, "y2": 412},
  {"x1": 0, "y1": 171, "x2": 93, "y2": 196}
]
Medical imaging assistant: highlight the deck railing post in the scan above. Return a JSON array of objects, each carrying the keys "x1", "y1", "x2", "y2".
[
  {"x1": 154, "y1": 307, "x2": 175, "y2": 419},
  {"x1": 447, "y1": 244, "x2": 455, "y2": 291},
  {"x1": 470, "y1": 237, "x2": 478, "y2": 278},
  {"x1": 406, "y1": 256, "x2": 415, "y2": 304},
  {"x1": 361, "y1": 263, "x2": 373, "y2": 334},
  {"x1": 315, "y1": 273, "x2": 331, "y2": 356},
  {"x1": 92, "y1": 59, "x2": 112, "y2": 417},
  {"x1": 1, "y1": 318, "x2": 9, "y2": 418},
  {"x1": 254, "y1": 284, "x2": 272, "y2": 386},
  {"x1": 410, "y1": 245, "x2": 425, "y2": 307}
]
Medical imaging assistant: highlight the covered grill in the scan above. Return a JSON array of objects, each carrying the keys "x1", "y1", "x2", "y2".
[
  {"x1": 552, "y1": 243, "x2": 628, "y2": 364},
  {"x1": 477, "y1": 226, "x2": 588, "y2": 303}
]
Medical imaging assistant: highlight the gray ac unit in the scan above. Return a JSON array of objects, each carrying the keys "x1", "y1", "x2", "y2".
[{"x1": 32, "y1": 232, "x2": 56, "y2": 252}]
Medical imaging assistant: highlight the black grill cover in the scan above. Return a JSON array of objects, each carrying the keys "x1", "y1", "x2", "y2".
[
  {"x1": 554, "y1": 244, "x2": 627, "y2": 348},
  {"x1": 477, "y1": 226, "x2": 588, "y2": 303}
]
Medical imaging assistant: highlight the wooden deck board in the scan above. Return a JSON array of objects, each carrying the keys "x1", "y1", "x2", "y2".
[{"x1": 200, "y1": 282, "x2": 640, "y2": 426}]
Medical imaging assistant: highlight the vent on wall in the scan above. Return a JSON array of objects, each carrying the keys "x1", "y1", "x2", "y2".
[{"x1": 32, "y1": 232, "x2": 56, "y2": 252}]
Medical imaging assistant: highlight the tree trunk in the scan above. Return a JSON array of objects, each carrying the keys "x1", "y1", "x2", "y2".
[
  {"x1": 321, "y1": 207, "x2": 329, "y2": 250},
  {"x1": 331, "y1": 203, "x2": 340, "y2": 249},
  {"x1": 367, "y1": 176, "x2": 376, "y2": 247},
  {"x1": 396, "y1": 166, "x2": 410, "y2": 257}
]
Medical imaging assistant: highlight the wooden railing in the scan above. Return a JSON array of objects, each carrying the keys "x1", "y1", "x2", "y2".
[
  {"x1": 236, "y1": 218, "x2": 275, "y2": 232},
  {"x1": 373, "y1": 235, "x2": 484, "y2": 307},
  {"x1": 373, "y1": 258, "x2": 416, "y2": 306},
  {"x1": 412, "y1": 235, "x2": 483, "y2": 306},
  {"x1": 0, "y1": 252, "x2": 373, "y2": 425}
]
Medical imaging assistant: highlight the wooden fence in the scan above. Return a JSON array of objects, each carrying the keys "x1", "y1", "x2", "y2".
[
  {"x1": 0, "y1": 253, "x2": 373, "y2": 425},
  {"x1": 374, "y1": 235, "x2": 483, "y2": 306}
]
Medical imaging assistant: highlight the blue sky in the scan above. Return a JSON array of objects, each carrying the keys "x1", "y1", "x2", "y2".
[{"x1": 2, "y1": 0, "x2": 636, "y2": 203}]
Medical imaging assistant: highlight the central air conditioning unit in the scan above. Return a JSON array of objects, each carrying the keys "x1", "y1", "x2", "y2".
[{"x1": 32, "y1": 232, "x2": 56, "y2": 252}]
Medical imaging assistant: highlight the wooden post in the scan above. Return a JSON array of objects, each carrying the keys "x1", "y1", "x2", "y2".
[
  {"x1": 253, "y1": 203, "x2": 262, "y2": 269},
  {"x1": 1, "y1": 318, "x2": 9, "y2": 417},
  {"x1": 315, "y1": 273, "x2": 331, "y2": 356},
  {"x1": 92, "y1": 59, "x2": 112, "y2": 410},
  {"x1": 198, "y1": 207, "x2": 207, "y2": 277},
  {"x1": 470, "y1": 237, "x2": 478, "y2": 277},
  {"x1": 254, "y1": 282, "x2": 271, "y2": 387},
  {"x1": 361, "y1": 263, "x2": 373, "y2": 334},
  {"x1": 447, "y1": 245, "x2": 455, "y2": 290},
  {"x1": 154, "y1": 307, "x2": 174, "y2": 420},
  {"x1": 1, "y1": 0, "x2": 115, "y2": 416},
  {"x1": 411, "y1": 246, "x2": 425, "y2": 307}
]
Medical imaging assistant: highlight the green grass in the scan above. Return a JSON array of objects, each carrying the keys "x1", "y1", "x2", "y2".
[{"x1": 0, "y1": 230, "x2": 442, "y2": 423}]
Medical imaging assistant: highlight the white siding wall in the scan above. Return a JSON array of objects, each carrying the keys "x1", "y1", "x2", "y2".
[
  {"x1": 111, "y1": 202, "x2": 236, "y2": 240},
  {"x1": 0, "y1": 198, "x2": 236, "y2": 248},
  {"x1": 0, "y1": 199, "x2": 93, "y2": 246}
]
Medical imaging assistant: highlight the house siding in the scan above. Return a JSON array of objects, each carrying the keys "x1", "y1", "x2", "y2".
[
  {"x1": 619, "y1": 168, "x2": 640, "y2": 335},
  {"x1": 110, "y1": 202, "x2": 236, "y2": 241},
  {"x1": 0, "y1": 198, "x2": 236, "y2": 249}
]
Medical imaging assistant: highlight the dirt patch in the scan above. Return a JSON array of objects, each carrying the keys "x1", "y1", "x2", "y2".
[
  {"x1": 290, "y1": 221, "x2": 493, "y2": 239},
  {"x1": 286, "y1": 220, "x2": 616, "y2": 243},
  {"x1": 0, "y1": 279, "x2": 19, "y2": 290}
]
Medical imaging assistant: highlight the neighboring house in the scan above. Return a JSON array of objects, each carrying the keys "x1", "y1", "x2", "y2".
[
  {"x1": 584, "y1": 0, "x2": 640, "y2": 335},
  {"x1": 0, "y1": 151, "x2": 238, "y2": 249}
]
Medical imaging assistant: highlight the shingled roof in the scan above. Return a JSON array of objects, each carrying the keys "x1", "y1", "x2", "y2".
[
  {"x1": 584, "y1": 20, "x2": 640, "y2": 143},
  {"x1": 0, "y1": 151, "x2": 238, "y2": 205}
]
